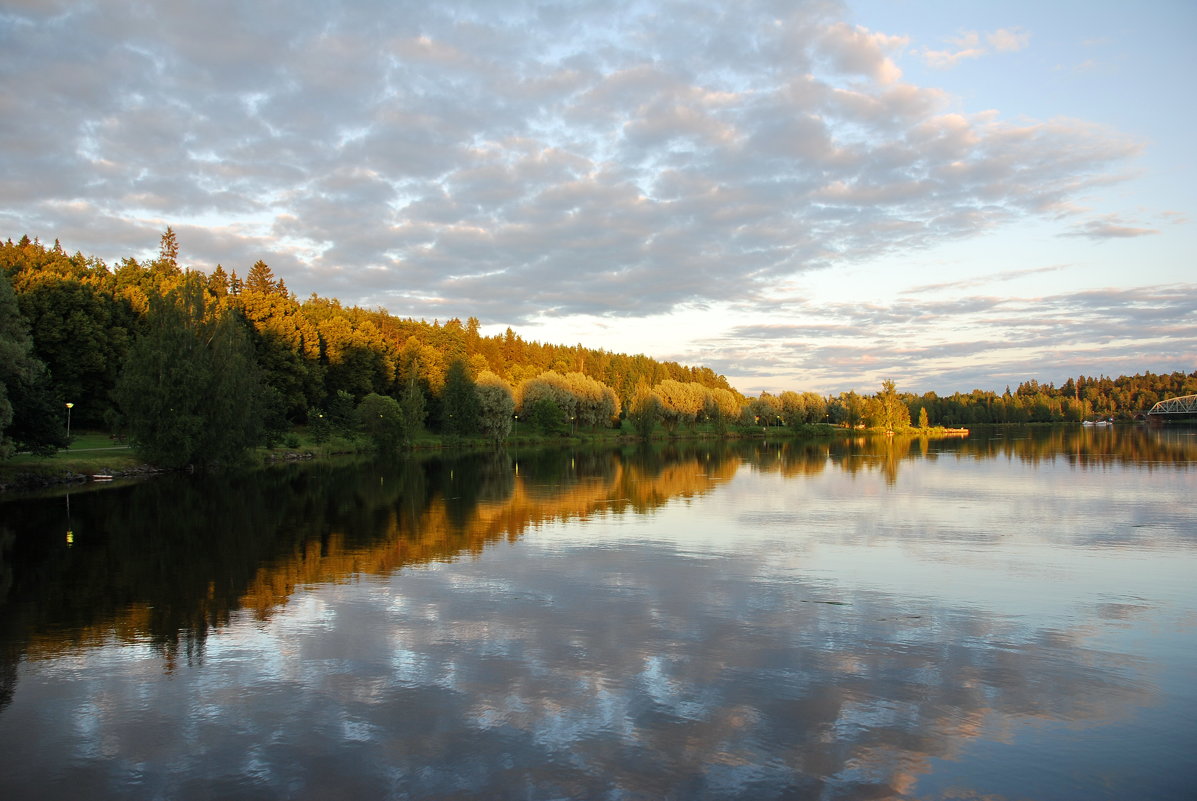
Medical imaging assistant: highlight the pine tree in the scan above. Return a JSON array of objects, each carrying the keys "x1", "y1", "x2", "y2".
[{"x1": 209, "y1": 265, "x2": 230, "y2": 297}]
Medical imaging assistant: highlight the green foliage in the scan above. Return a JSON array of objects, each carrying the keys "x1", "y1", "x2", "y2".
[
  {"x1": 257, "y1": 385, "x2": 292, "y2": 447},
  {"x1": 400, "y1": 380, "x2": 427, "y2": 435},
  {"x1": 9, "y1": 234, "x2": 1193, "y2": 446},
  {"x1": 356, "y1": 392, "x2": 406, "y2": 453},
  {"x1": 474, "y1": 372, "x2": 515, "y2": 445},
  {"x1": 868, "y1": 380, "x2": 911, "y2": 431},
  {"x1": 517, "y1": 371, "x2": 577, "y2": 426},
  {"x1": 15, "y1": 276, "x2": 134, "y2": 426},
  {"x1": 114, "y1": 276, "x2": 267, "y2": 467},
  {"x1": 308, "y1": 407, "x2": 332, "y2": 444},
  {"x1": 915, "y1": 372, "x2": 1197, "y2": 424},
  {"x1": 829, "y1": 391, "x2": 864, "y2": 428},
  {"x1": 3, "y1": 235, "x2": 747, "y2": 445},
  {"x1": 441, "y1": 360, "x2": 480, "y2": 436},
  {"x1": 3, "y1": 370, "x2": 68, "y2": 456},
  {"x1": 652, "y1": 379, "x2": 708, "y2": 434},
  {"x1": 627, "y1": 388, "x2": 662, "y2": 437},
  {"x1": 326, "y1": 390, "x2": 358, "y2": 437},
  {"x1": 516, "y1": 370, "x2": 619, "y2": 431},
  {"x1": 1, "y1": 267, "x2": 67, "y2": 457},
  {"x1": 527, "y1": 397, "x2": 568, "y2": 436},
  {"x1": 741, "y1": 393, "x2": 782, "y2": 427}
]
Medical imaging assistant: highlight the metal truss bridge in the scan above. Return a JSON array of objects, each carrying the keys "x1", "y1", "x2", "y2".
[{"x1": 1146, "y1": 394, "x2": 1197, "y2": 418}]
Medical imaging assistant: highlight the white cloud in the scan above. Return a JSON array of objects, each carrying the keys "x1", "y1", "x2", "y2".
[
  {"x1": 0, "y1": 0, "x2": 1176, "y2": 393},
  {"x1": 920, "y1": 27, "x2": 1030, "y2": 69},
  {"x1": 986, "y1": 28, "x2": 1030, "y2": 53},
  {"x1": 921, "y1": 46, "x2": 986, "y2": 69},
  {"x1": 704, "y1": 283, "x2": 1197, "y2": 395},
  {"x1": 817, "y1": 22, "x2": 908, "y2": 85}
]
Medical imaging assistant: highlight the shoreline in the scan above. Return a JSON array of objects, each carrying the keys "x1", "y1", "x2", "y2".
[{"x1": 0, "y1": 422, "x2": 977, "y2": 495}]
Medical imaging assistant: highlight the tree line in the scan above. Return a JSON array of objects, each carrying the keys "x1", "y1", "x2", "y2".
[
  {"x1": 3, "y1": 232, "x2": 1192, "y2": 464},
  {"x1": 903, "y1": 372, "x2": 1197, "y2": 426},
  {"x1": 745, "y1": 372, "x2": 1197, "y2": 430},
  {"x1": 0, "y1": 233, "x2": 740, "y2": 462}
]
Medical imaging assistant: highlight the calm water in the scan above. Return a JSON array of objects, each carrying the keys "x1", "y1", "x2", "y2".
[{"x1": 1, "y1": 427, "x2": 1194, "y2": 800}]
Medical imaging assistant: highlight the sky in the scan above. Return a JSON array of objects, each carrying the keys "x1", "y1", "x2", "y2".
[{"x1": 2, "y1": 0, "x2": 1193, "y2": 396}]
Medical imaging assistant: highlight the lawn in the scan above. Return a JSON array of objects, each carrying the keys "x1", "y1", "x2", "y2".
[{"x1": 2, "y1": 431, "x2": 142, "y2": 482}]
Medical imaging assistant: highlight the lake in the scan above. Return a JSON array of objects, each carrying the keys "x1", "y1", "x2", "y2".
[{"x1": 1, "y1": 426, "x2": 1194, "y2": 800}]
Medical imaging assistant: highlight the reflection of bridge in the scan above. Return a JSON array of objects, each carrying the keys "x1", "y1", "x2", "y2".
[{"x1": 1146, "y1": 394, "x2": 1197, "y2": 420}]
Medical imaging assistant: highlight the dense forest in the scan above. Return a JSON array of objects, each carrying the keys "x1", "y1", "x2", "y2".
[
  {"x1": 0, "y1": 232, "x2": 739, "y2": 461},
  {"x1": 1, "y1": 232, "x2": 1194, "y2": 464}
]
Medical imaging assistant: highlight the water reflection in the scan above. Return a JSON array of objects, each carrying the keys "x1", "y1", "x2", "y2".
[
  {"x1": 0, "y1": 427, "x2": 1193, "y2": 800},
  {"x1": 0, "y1": 445, "x2": 738, "y2": 678}
]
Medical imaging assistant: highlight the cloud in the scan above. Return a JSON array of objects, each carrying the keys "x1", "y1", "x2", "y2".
[
  {"x1": 816, "y1": 22, "x2": 909, "y2": 85},
  {"x1": 921, "y1": 37, "x2": 986, "y2": 69},
  {"x1": 1062, "y1": 215, "x2": 1160, "y2": 240},
  {"x1": 920, "y1": 27, "x2": 1030, "y2": 69},
  {"x1": 696, "y1": 284, "x2": 1197, "y2": 395},
  {"x1": 901, "y1": 265, "x2": 1070, "y2": 294},
  {"x1": 986, "y1": 27, "x2": 1031, "y2": 53},
  {"x1": 0, "y1": 1, "x2": 1146, "y2": 332}
]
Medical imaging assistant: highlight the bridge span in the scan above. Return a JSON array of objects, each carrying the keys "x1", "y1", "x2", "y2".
[{"x1": 1146, "y1": 394, "x2": 1197, "y2": 420}]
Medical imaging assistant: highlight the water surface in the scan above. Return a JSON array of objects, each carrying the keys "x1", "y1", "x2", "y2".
[{"x1": 1, "y1": 427, "x2": 1194, "y2": 799}]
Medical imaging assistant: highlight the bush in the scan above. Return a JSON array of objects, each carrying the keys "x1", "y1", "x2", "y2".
[{"x1": 356, "y1": 393, "x2": 407, "y2": 453}]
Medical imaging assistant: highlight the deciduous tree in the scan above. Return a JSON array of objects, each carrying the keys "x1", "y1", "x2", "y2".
[
  {"x1": 442, "y1": 359, "x2": 480, "y2": 436},
  {"x1": 627, "y1": 384, "x2": 662, "y2": 437},
  {"x1": 474, "y1": 371, "x2": 515, "y2": 445},
  {"x1": 871, "y1": 380, "x2": 911, "y2": 431},
  {"x1": 114, "y1": 275, "x2": 266, "y2": 467},
  {"x1": 0, "y1": 268, "x2": 66, "y2": 456},
  {"x1": 356, "y1": 392, "x2": 406, "y2": 453}
]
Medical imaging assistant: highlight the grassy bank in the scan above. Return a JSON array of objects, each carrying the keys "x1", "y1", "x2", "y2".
[
  {"x1": 2, "y1": 420, "x2": 929, "y2": 492},
  {"x1": 1, "y1": 432, "x2": 145, "y2": 485}
]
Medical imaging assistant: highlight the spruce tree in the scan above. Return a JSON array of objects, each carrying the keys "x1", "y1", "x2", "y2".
[{"x1": 158, "y1": 227, "x2": 179, "y2": 270}]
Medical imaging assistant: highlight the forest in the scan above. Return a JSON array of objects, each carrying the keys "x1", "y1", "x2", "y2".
[{"x1": 2, "y1": 232, "x2": 1194, "y2": 465}]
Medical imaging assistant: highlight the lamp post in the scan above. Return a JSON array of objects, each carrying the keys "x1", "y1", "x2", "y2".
[{"x1": 65, "y1": 402, "x2": 74, "y2": 442}]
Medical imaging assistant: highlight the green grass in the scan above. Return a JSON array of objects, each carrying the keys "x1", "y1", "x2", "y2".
[{"x1": 1, "y1": 431, "x2": 142, "y2": 483}]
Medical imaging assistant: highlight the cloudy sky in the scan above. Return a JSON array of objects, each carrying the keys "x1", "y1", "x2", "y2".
[{"x1": 2, "y1": 0, "x2": 1193, "y2": 395}]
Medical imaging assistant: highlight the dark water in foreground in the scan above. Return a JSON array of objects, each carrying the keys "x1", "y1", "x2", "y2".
[{"x1": 1, "y1": 426, "x2": 1194, "y2": 800}]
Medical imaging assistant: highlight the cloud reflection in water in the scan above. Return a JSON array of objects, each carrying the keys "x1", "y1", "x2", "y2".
[{"x1": 0, "y1": 429, "x2": 1193, "y2": 800}]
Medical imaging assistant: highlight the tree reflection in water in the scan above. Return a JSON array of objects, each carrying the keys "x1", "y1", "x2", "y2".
[{"x1": 0, "y1": 426, "x2": 1192, "y2": 800}]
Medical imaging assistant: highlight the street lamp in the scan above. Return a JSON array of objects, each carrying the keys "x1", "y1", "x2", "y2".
[{"x1": 65, "y1": 402, "x2": 74, "y2": 441}]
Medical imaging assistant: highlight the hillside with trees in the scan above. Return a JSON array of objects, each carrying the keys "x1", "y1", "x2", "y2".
[
  {"x1": 0, "y1": 233, "x2": 740, "y2": 462},
  {"x1": 2, "y1": 233, "x2": 1193, "y2": 465}
]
